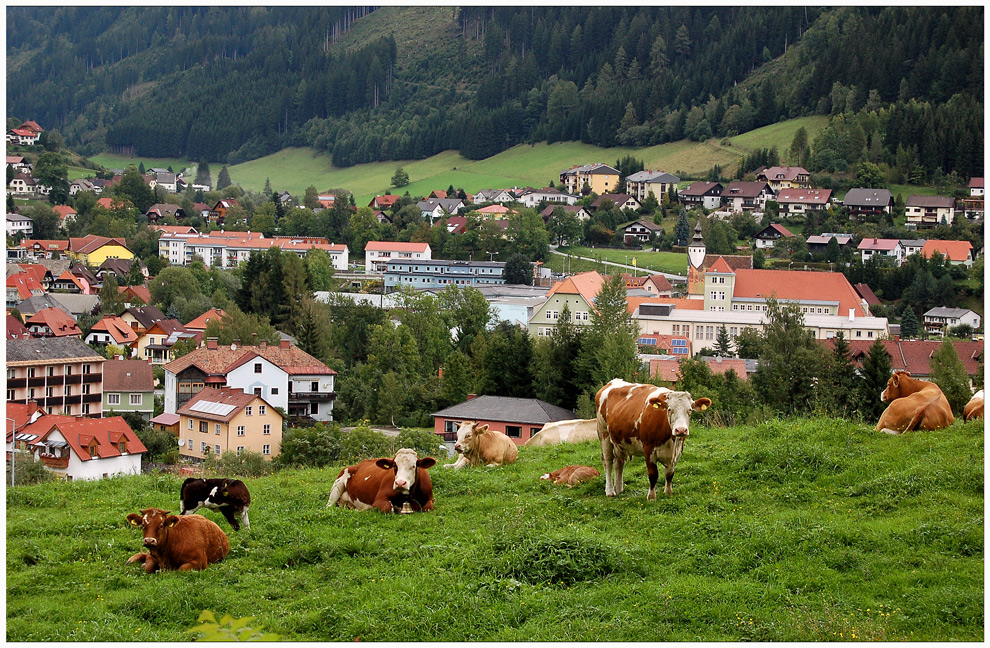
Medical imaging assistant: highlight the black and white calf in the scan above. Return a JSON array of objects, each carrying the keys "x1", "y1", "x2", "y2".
[{"x1": 179, "y1": 478, "x2": 251, "y2": 531}]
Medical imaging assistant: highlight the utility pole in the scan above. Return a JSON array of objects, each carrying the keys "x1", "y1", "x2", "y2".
[{"x1": 7, "y1": 418, "x2": 15, "y2": 487}]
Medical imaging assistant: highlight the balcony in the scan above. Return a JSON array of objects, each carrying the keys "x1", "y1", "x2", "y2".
[
  {"x1": 287, "y1": 391, "x2": 336, "y2": 402},
  {"x1": 82, "y1": 394, "x2": 103, "y2": 404},
  {"x1": 40, "y1": 455, "x2": 69, "y2": 469},
  {"x1": 82, "y1": 373, "x2": 101, "y2": 383}
]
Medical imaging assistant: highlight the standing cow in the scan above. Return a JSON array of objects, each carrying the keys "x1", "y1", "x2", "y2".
[
  {"x1": 963, "y1": 390, "x2": 984, "y2": 422},
  {"x1": 596, "y1": 379, "x2": 711, "y2": 500},
  {"x1": 443, "y1": 421, "x2": 518, "y2": 469},
  {"x1": 326, "y1": 448, "x2": 436, "y2": 513},
  {"x1": 126, "y1": 508, "x2": 229, "y2": 572},
  {"x1": 524, "y1": 419, "x2": 599, "y2": 447},
  {"x1": 876, "y1": 371, "x2": 954, "y2": 434},
  {"x1": 180, "y1": 478, "x2": 251, "y2": 531}
]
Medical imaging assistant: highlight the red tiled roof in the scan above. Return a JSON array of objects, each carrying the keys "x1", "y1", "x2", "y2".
[
  {"x1": 365, "y1": 241, "x2": 430, "y2": 252},
  {"x1": 90, "y1": 316, "x2": 139, "y2": 344},
  {"x1": 969, "y1": 177, "x2": 984, "y2": 189},
  {"x1": 52, "y1": 205, "x2": 77, "y2": 220},
  {"x1": 825, "y1": 339, "x2": 983, "y2": 377},
  {"x1": 853, "y1": 283, "x2": 881, "y2": 306},
  {"x1": 732, "y1": 268, "x2": 869, "y2": 316},
  {"x1": 547, "y1": 271, "x2": 604, "y2": 306},
  {"x1": 20, "y1": 239, "x2": 69, "y2": 252},
  {"x1": 119, "y1": 284, "x2": 151, "y2": 304},
  {"x1": 650, "y1": 358, "x2": 681, "y2": 382},
  {"x1": 26, "y1": 308, "x2": 81, "y2": 337},
  {"x1": 16, "y1": 263, "x2": 49, "y2": 284},
  {"x1": 5, "y1": 402, "x2": 44, "y2": 438},
  {"x1": 708, "y1": 257, "x2": 735, "y2": 274},
  {"x1": 921, "y1": 240, "x2": 973, "y2": 263},
  {"x1": 776, "y1": 188, "x2": 832, "y2": 205},
  {"x1": 69, "y1": 234, "x2": 130, "y2": 254},
  {"x1": 164, "y1": 342, "x2": 336, "y2": 377},
  {"x1": 857, "y1": 238, "x2": 900, "y2": 251},
  {"x1": 6, "y1": 314, "x2": 30, "y2": 339},
  {"x1": 177, "y1": 387, "x2": 263, "y2": 423},
  {"x1": 32, "y1": 416, "x2": 147, "y2": 461},
  {"x1": 7, "y1": 272, "x2": 44, "y2": 299},
  {"x1": 185, "y1": 308, "x2": 227, "y2": 330}
]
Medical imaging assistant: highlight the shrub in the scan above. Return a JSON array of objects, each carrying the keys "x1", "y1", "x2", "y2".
[
  {"x1": 488, "y1": 532, "x2": 639, "y2": 586},
  {"x1": 339, "y1": 425, "x2": 393, "y2": 462},
  {"x1": 205, "y1": 450, "x2": 272, "y2": 478},
  {"x1": 394, "y1": 427, "x2": 447, "y2": 459},
  {"x1": 7, "y1": 457, "x2": 55, "y2": 486},
  {"x1": 275, "y1": 423, "x2": 344, "y2": 468}
]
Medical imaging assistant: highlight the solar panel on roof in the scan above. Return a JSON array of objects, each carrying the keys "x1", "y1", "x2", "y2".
[{"x1": 189, "y1": 401, "x2": 236, "y2": 416}]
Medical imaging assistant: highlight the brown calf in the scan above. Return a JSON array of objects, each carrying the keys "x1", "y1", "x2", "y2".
[
  {"x1": 963, "y1": 390, "x2": 984, "y2": 422},
  {"x1": 126, "y1": 508, "x2": 229, "y2": 572},
  {"x1": 326, "y1": 448, "x2": 436, "y2": 513},
  {"x1": 540, "y1": 465, "x2": 601, "y2": 487}
]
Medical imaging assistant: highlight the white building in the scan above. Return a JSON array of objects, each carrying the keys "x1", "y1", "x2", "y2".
[
  {"x1": 364, "y1": 241, "x2": 432, "y2": 274},
  {"x1": 923, "y1": 307, "x2": 982, "y2": 336},
  {"x1": 6, "y1": 213, "x2": 34, "y2": 237},
  {"x1": 157, "y1": 229, "x2": 348, "y2": 270},
  {"x1": 16, "y1": 414, "x2": 145, "y2": 481}
]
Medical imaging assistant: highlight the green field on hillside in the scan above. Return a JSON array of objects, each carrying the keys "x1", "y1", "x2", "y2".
[
  {"x1": 554, "y1": 246, "x2": 689, "y2": 277},
  {"x1": 6, "y1": 417, "x2": 982, "y2": 641}
]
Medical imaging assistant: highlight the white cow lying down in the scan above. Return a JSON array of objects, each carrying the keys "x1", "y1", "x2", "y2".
[
  {"x1": 443, "y1": 421, "x2": 518, "y2": 469},
  {"x1": 524, "y1": 418, "x2": 598, "y2": 447}
]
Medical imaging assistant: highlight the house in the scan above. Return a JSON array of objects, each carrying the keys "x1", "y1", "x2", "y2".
[
  {"x1": 6, "y1": 155, "x2": 26, "y2": 170},
  {"x1": 921, "y1": 239, "x2": 974, "y2": 267},
  {"x1": 8, "y1": 173, "x2": 37, "y2": 195},
  {"x1": 624, "y1": 170, "x2": 680, "y2": 203},
  {"x1": 207, "y1": 199, "x2": 239, "y2": 226},
  {"x1": 150, "y1": 413, "x2": 180, "y2": 436},
  {"x1": 19, "y1": 120, "x2": 44, "y2": 135},
  {"x1": 417, "y1": 198, "x2": 464, "y2": 222},
  {"x1": 136, "y1": 319, "x2": 197, "y2": 365},
  {"x1": 843, "y1": 188, "x2": 894, "y2": 218},
  {"x1": 102, "y1": 359, "x2": 155, "y2": 421},
  {"x1": 857, "y1": 238, "x2": 904, "y2": 265},
  {"x1": 7, "y1": 313, "x2": 30, "y2": 339},
  {"x1": 67, "y1": 235, "x2": 133, "y2": 266},
  {"x1": 686, "y1": 221, "x2": 753, "y2": 296},
  {"x1": 853, "y1": 283, "x2": 881, "y2": 307},
  {"x1": 6, "y1": 336, "x2": 106, "y2": 417},
  {"x1": 475, "y1": 204, "x2": 513, "y2": 217},
  {"x1": 721, "y1": 181, "x2": 774, "y2": 213},
  {"x1": 559, "y1": 163, "x2": 620, "y2": 195},
  {"x1": 118, "y1": 283, "x2": 152, "y2": 306},
  {"x1": 621, "y1": 219, "x2": 664, "y2": 244},
  {"x1": 961, "y1": 177, "x2": 983, "y2": 219},
  {"x1": 591, "y1": 193, "x2": 641, "y2": 212},
  {"x1": 84, "y1": 315, "x2": 139, "y2": 349},
  {"x1": 151, "y1": 173, "x2": 178, "y2": 193},
  {"x1": 69, "y1": 178, "x2": 98, "y2": 196},
  {"x1": 623, "y1": 273, "x2": 673, "y2": 297},
  {"x1": 473, "y1": 189, "x2": 516, "y2": 204},
  {"x1": 17, "y1": 413, "x2": 146, "y2": 481},
  {"x1": 120, "y1": 305, "x2": 165, "y2": 335},
  {"x1": 806, "y1": 233, "x2": 854, "y2": 255},
  {"x1": 69, "y1": 265, "x2": 100, "y2": 293},
  {"x1": 529, "y1": 270, "x2": 604, "y2": 337},
  {"x1": 775, "y1": 188, "x2": 833, "y2": 216},
  {"x1": 906, "y1": 195, "x2": 956, "y2": 228},
  {"x1": 52, "y1": 205, "x2": 78, "y2": 228},
  {"x1": 7, "y1": 128, "x2": 40, "y2": 146},
  {"x1": 517, "y1": 187, "x2": 578, "y2": 208},
  {"x1": 19, "y1": 238, "x2": 69, "y2": 259},
  {"x1": 49, "y1": 293, "x2": 100, "y2": 321},
  {"x1": 922, "y1": 308, "x2": 981, "y2": 337},
  {"x1": 6, "y1": 213, "x2": 34, "y2": 237},
  {"x1": 185, "y1": 308, "x2": 227, "y2": 333},
  {"x1": 6, "y1": 271, "x2": 45, "y2": 306},
  {"x1": 431, "y1": 395, "x2": 576, "y2": 445},
  {"x1": 364, "y1": 241, "x2": 432, "y2": 274},
  {"x1": 25, "y1": 308, "x2": 82, "y2": 338},
  {"x1": 899, "y1": 238, "x2": 927, "y2": 260},
  {"x1": 145, "y1": 203, "x2": 187, "y2": 223},
  {"x1": 384, "y1": 259, "x2": 506, "y2": 291},
  {"x1": 753, "y1": 223, "x2": 795, "y2": 250},
  {"x1": 177, "y1": 387, "x2": 284, "y2": 462},
  {"x1": 51, "y1": 271, "x2": 87, "y2": 294},
  {"x1": 369, "y1": 195, "x2": 401, "y2": 210},
  {"x1": 12, "y1": 293, "x2": 71, "y2": 319},
  {"x1": 539, "y1": 204, "x2": 591, "y2": 222},
  {"x1": 755, "y1": 166, "x2": 811, "y2": 191},
  {"x1": 164, "y1": 338, "x2": 337, "y2": 422},
  {"x1": 827, "y1": 338, "x2": 983, "y2": 387},
  {"x1": 428, "y1": 189, "x2": 448, "y2": 199},
  {"x1": 96, "y1": 258, "x2": 147, "y2": 284}
]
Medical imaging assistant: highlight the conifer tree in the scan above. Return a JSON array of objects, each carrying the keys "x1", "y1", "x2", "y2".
[
  {"x1": 217, "y1": 165, "x2": 232, "y2": 190},
  {"x1": 674, "y1": 208, "x2": 690, "y2": 247},
  {"x1": 858, "y1": 338, "x2": 893, "y2": 420},
  {"x1": 930, "y1": 339, "x2": 972, "y2": 415},
  {"x1": 714, "y1": 325, "x2": 734, "y2": 357},
  {"x1": 900, "y1": 307, "x2": 919, "y2": 338}
]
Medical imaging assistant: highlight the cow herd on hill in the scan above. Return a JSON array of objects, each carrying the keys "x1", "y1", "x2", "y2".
[{"x1": 126, "y1": 375, "x2": 982, "y2": 573}]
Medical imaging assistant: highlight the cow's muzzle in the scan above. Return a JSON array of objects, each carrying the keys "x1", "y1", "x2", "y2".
[
  {"x1": 143, "y1": 538, "x2": 157, "y2": 547},
  {"x1": 453, "y1": 444, "x2": 463, "y2": 453},
  {"x1": 673, "y1": 428, "x2": 689, "y2": 438},
  {"x1": 393, "y1": 479, "x2": 410, "y2": 493}
]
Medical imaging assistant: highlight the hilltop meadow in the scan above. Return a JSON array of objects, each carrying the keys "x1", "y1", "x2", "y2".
[{"x1": 6, "y1": 416, "x2": 983, "y2": 642}]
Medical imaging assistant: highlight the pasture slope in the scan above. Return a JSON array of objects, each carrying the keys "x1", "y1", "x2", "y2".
[{"x1": 6, "y1": 417, "x2": 983, "y2": 642}]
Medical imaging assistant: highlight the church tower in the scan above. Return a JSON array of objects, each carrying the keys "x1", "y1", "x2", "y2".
[{"x1": 687, "y1": 220, "x2": 706, "y2": 270}]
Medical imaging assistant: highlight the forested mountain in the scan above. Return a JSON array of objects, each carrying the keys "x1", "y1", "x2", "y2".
[{"x1": 6, "y1": 6, "x2": 983, "y2": 177}]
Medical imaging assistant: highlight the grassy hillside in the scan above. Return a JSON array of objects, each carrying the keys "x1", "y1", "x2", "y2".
[
  {"x1": 85, "y1": 116, "x2": 829, "y2": 205},
  {"x1": 6, "y1": 417, "x2": 983, "y2": 642}
]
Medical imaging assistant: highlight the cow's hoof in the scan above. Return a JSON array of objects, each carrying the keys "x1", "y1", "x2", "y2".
[{"x1": 647, "y1": 491, "x2": 657, "y2": 501}]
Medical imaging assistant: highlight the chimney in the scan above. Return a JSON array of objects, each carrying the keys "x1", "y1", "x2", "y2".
[
  {"x1": 233, "y1": 338, "x2": 240, "y2": 348},
  {"x1": 848, "y1": 309, "x2": 855, "y2": 322},
  {"x1": 251, "y1": 333, "x2": 258, "y2": 345},
  {"x1": 466, "y1": 394, "x2": 477, "y2": 401},
  {"x1": 259, "y1": 340, "x2": 267, "y2": 348},
  {"x1": 280, "y1": 339, "x2": 290, "y2": 350},
  {"x1": 206, "y1": 337, "x2": 218, "y2": 350}
]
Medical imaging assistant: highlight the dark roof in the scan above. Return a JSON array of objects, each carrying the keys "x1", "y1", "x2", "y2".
[
  {"x1": 843, "y1": 188, "x2": 893, "y2": 207},
  {"x1": 6, "y1": 337, "x2": 105, "y2": 364},
  {"x1": 432, "y1": 395, "x2": 576, "y2": 425},
  {"x1": 14, "y1": 294, "x2": 73, "y2": 317},
  {"x1": 853, "y1": 283, "x2": 881, "y2": 306},
  {"x1": 125, "y1": 305, "x2": 165, "y2": 328},
  {"x1": 102, "y1": 359, "x2": 155, "y2": 392},
  {"x1": 680, "y1": 181, "x2": 723, "y2": 197}
]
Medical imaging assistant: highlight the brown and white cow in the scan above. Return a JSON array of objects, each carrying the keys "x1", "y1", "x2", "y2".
[
  {"x1": 126, "y1": 508, "x2": 229, "y2": 572},
  {"x1": 540, "y1": 464, "x2": 601, "y2": 487},
  {"x1": 876, "y1": 370, "x2": 954, "y2": 434},
  {"x1": 443, "y1": 421, "x2": 518, "y2": 469},
  {"x1": 180, "y1": 478, "x2": 251, "y2": 531},
  {"x1": 524, "y1": 419, "x2": 599, "y2": 447},
  {"x1": 326, "y1": 448, "x2": 436, "y2": 513},
  {"x1": 963, "y1": 390, "x2": 984, "y2": 422},
  {"x1": 596, "y1": 379, "x2": 711, "y2": 500}
]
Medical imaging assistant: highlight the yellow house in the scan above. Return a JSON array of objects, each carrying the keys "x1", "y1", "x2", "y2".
[
  {"x1": 559, "y1": 163, "x2": 620, "y2": 195},
  {"x1": 68, "y1": 234, "x2": 133, "y2": 266},
  {"x1": 177, "y1": 387, "x2": 284, "y2": 461},
  {"x1": 529, "y1": 270, "x2": 604, "y2": 338}
]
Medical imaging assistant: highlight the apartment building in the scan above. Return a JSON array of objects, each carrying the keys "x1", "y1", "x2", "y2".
[
  {"x1": 177, "y1": 387, "x2": 284, "y2": 461},
  {"x1": 6, "y1": 337, "x2": 105, "y2": 416}
]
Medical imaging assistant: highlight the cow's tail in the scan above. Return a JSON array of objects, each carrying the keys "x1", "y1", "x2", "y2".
[{"x1": 326, "y1": 469, "x2": 350, "y2": 508}]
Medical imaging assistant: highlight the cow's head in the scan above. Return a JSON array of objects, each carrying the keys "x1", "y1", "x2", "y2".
[
  {"x1": 375, "y1": 448, "x2": 435, "y2": 495},
  {"x1": 126, "y1": 508, "x2": 179, "y2": 549},
  {"x1": 206, "y1": 480, "x2": 233, "y2": 504},
  {"x1": 880, "y1": 370, "x2": 912, "y2": 403},
  {"x1": 452, "y1": 421, "x2": 488, "y2": 455},
  {"x1": 648, "y1": 391, "x2": 711, "y2": 438}
]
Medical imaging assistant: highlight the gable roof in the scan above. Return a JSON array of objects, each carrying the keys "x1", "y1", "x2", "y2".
[
  {"x1": 25, "y1": 308, "x2": 82, "y2": 337},
  {"x1": 30, "y1": 415, "x2": 147, "y2": 461},
  {"x1": 707, "y1": 257, "x2": 735, "y2": 274},
  {"x1": 906, "y1": 195, "x2": 956, "y2": 208},
  {"x1": 89, "y1": 315, "x2": 139, "y2": 344},
  {"x1": 365, "y1": 241, "x2": 430, "y2": 253},
  {"x1": 177, "y1": 387, "x2": 268, "y2": 423},
  {"x1": 723, "y1": 181, "x2": 772, "y2": 198},
  {"x1": 843, "y1": 188, "x2": 893, "y2": 207},
  {"x1": 546, "y1": 271, "x2": 604, "y2": 305},
  {"x1": 731, "y1": 267, "x2": 869, "y2": 316},
  {"x1": 806, "y1": 233, "x2": 854, "y2": 246},
  {"x1": 826, "y1": 339, "x2": 982, "y2": 377},
  {"x1": 6, "y1": 336, "x2": 104, "y2": 365},
  {"x1": 853, "y1": 283, "x2": 881, "y2": 306},
  {"x1": 592, "y1": 193, "x2": 637, "y2": 208},
  {"x1": 857, "y1": 238, "x2": 901, "y2": 251},
  {"x1": 52, "y1": 205, "x2": 78, "y2": 219},
  {"x1": 185, "y1": 308, "x2": 227, "y2": 330},
  {"x1": 755, "y1": 224, "x2": 794, "y2": 238},
  {"x1": 756, "y1": 166, "x2": 809, "y2": 181},
  {"x1": 650, "y1": 357, "x2": 748, "y2": 383},
  {"x1": 102, "y1": 359, "x2": 154, "y2": 392},
  {"x1": 776, "y1": 188, "x2": 832, "y2": 204},
  {"x1": 119, "y1": 284, "x2": 152, "y2": 304},
  {"x1": 124, "y1": 305, "x2": 165, "y2": 329},
  {"x1": 14, "y1": 294, "x2": 72, "y2": 317},
  {"x1": 6, "y1": 272, "x2": 44, "y2": 299},
  {"x1": 921, "y1": 240, "x2": 973, "y2": 263},
  {"x1": 6, "y1": 314, "x2": 30, "y2": 339},
  {"x1": 164, "y1": 342, "x2": 336, "y2": 377},
  {"x1": 55, "y1": 271, "x2": 87, "y2": 292},
  {"x1": 431, "y1": 395, "x2": 575, "y2": 425},
  {"x1": 69, "y1": 234, "x2": 130, "y2": 254}
]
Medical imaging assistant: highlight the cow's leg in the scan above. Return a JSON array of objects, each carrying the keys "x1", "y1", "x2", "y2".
[
  {"x1": 326, "y1": 469, "x2": 351, "y2": 507},
  {"x1": 443, "y1": 455, "x2": 470, "y2": 469},
  {"x1": 645, "y1": 457, "x2": 660, "y2": 500},
  {"x1": 613, "y1": 455, "x2": 626, "y2": 495},
  {"x1": 126, "y1": 552, "x2": 148, "y2": 565},
  {"x1": 600, "y1": 437, "x2": 616, "y2": 496},
  {"x1": 220, "y1": 507, "x2": 240, "y2": 531},
  {"x1": 239, "y1": 506, "x2": 250, "y2": 530}
]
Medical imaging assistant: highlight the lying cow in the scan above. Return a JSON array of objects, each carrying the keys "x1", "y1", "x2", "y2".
[
  {"x1": 540, "y1": 464, "x2": 601, "y2": 487},
  {"x1": 126, "y1": 508, "x2": 229, "y2": 572},
  {"x1": 180, "y1": 478, "x2": 251, "y2": 531},
  {"x1": 443, "y1": 421, "x2": 518, "y2": 469},
  {"x1": 876, "y1": 370, "x2": 954, "y2": 434},
  {"x1": 963, "y1": 390, "x2": 984, "y2": 422},
  {"x1": 596, "y1": 379, "x2": 711, "y2": 500},
  {"x1": 524, "y1": 419, "x2": 598, "y2": 447},
  {"x1": 326, "y1": 448, "x2": 436, "y2": 513}
]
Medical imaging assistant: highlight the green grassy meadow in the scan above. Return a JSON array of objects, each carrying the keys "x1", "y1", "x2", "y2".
[
  {"x1": 6, "y1": 417, "x2": 983, "y2": 642},
  {"x1": 554, "y1": 246, "x2": 688, "y2": 277}
]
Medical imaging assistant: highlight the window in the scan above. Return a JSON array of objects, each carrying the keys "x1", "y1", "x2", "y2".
[
  {"x1": 200, "y1": 421, "x2": 208, "y2": 433},
  {"x1": 129, "y1": 393, "x2": 142, "y2": 405},
  {"x1": 237, "y1": 426, "x2": 245, "y2": 436},
  {"x1": 29, "y1": 388, "x2": 35, "y2": 398},
  {"x1": 856, "y1": 331, "x2": 862, "y2": 338},
  {"x1": 28, "y1": 368, "x2": 35, "y2": 378},
  {"x1": 259, "y1": 405, "x2": 266, "y2": 416},
  {"x1": 271, "y1": 388, "x2": 278, "y2": 395},
  {"x1": 245, "y1": 406, "x2": 252, "y2": 416},
  {"x1": 215, "y1": 444, "x2": 221, "y2": 456},
  {"x1": 236, "y1": 446, "x2": 244, "y2": 456},
  {"x1": 254, "y1": 363, "x2": 262, "y2": 373},
  {"x1": 6, "y1": 368, "x2": 14, "y2": 380},
  {"x1": 47, "y1": 366, "x2": 55, "y2": 376},
  {"x1": 697, "y1": 326, "x2": 704, "y2": 338},
  {"x1": 254, "y1": 387, "x2": 262, "y2": 396},
  {"x1": 82, "y1": 404, "x2": 90, "y2": 415},
  {"x1": 311, "y1": 381, "x2": 318, "y2": 392},
  {"x1": 263, "y1": 424, "x2": 271, "y2": 435},
  {"x1": 215, "y1": 423, "x2": 221, "y2": 435},
  {"x1": 82, "y1": 364, "x2": 91, "y2": 374},
  {"x1": 46, "y1": 387, "x2": 55, "y2": 398},
  {"x1": 262, "y1": 444, "x2": 271, "y2": 456},
  {"x1": 201, "y1": 442, "x2": 208, "y2": 453},
  {"x1": 6, "y1": 389, "x2": 13, "y2": 401},
  {"x1": 188, "y1": 419, "x2": 194, "y2": 430},
  {"x1": 505, "y1": 426, "x2": 522, "y2": 438},
  {"x1": 108, "y1": 393, "x2": 120, "y2": 405},
  {"x1": 119, "y1": 441, "x2": 127, "y2": 453}
]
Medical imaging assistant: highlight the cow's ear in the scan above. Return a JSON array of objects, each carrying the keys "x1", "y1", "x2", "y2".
[
  {"x1": 650, "y1": 394, "x2": 668, "y2": 409},
  {"x1": 164, "y1": 515, "x2": 180, "y2": 528},
  {"x1": 126, "y1": 513, "x2": 142, "y2": 526},
  {"x1": 376, "y1": 458, "x2": 396, "y2": 470},
  {"x1": 418, "y1": 457, "x2": 436, "y2": 469},
  {"x1": 476, "y1": 424, "x2": 489, "y2": 434},
  {"x1": 693, "y1": 397, "x2": 712, "y2": 412}
]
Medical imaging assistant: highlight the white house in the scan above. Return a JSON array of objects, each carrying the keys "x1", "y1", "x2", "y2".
[
  {"x1": 857, "y1": 238, "x2": 904, "y2": 265},
  {"x1": 364, "y1": 241, "x2": 432, "y2": 274},
  {"x1": 922, "y1": 307, "x2": 982, "y2": 337},
  {"x1": 517, "y1": 187, "x2": 578, "y2": 209},
  {"x1": 6, "y1": 213, "x2": 34, "y2": 237},
  {"x1": 18, "y1": 414, "x2": 146, "y2": 481}
]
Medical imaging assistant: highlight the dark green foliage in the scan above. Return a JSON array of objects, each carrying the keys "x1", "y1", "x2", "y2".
[
  {"x1": 503, "y1": 254, "x2": 533, "y2": 285},
  {"x1": 135, "y1": 426, "x2": 180, "y2": 463},
  {"x1": 900, "y1": 307, "x2": 919, "y2": 338},
  {"x1": 713, "y1": 325, "x2": 734, "y2": 357},
  {"x1": 857, "y1": 339, "x2": 893, "y2": 421},
  {"x1": 216, "y1": 165, "x2": 232, "y2": 190},
  {"x1": 674, "y1": 208, "x2": 690, "y2": 247},
  {"x1": 487, "y1": 532, "x2": 639, "y2": 586},
  {"x1": 390, "y1": 167, "x2": 409, "y2": 188},
  {"x1": 478, "y1": 321, "x2": 534, "y2": 398},
  {"x1": 929, "y1": 339, "x2": 974, "y2": 415},
  {"x1": 751, "y1": 298, "x2": 828, "y2": 415}
]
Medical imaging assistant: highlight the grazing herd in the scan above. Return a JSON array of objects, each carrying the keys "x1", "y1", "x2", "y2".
[{"x1": 125, "y1": 374, "x2": 981, "y2": 573}]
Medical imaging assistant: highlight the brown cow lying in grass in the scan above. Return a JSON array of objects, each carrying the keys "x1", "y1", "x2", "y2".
[
  {"x1": 876, "y1": 371, "x2": 954, "y2": 434},
  {"x1": 443, "y1": 421, "x2": 518, "y2": 469},
  {"x1": 963, "y1": 390, "x2": 984, "y2": 422},
  {"x1": 326, "y1": 448, "x2": 436, "y2": 513},
  {"x1": 126, "y1": 508, "x2": 229, "y2": 572},
  {"x1": 540, "y1": 465, "x2": 601, "y2": 487}
]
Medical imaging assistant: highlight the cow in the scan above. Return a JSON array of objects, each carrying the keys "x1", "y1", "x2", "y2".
[
  {"x1": 179, "y1": 478, "x2": 251, "y2": 531},
  {"x1": 125, "y1": 508, "x2": 229, "y2": 573},
  {"x1": 326, "y1": 448, "x2": 436, "y2": 513},
  {"x1": 963, "y1": 390, "x2": 984, "y2": 422},
  {"x1": 540, "y1": 465, "x2": 601, "y2": 487},
  {"x1": 596, "y1": 379, "x2": 711, "y2": 500},
  {"x1": 443, "y1": 421, "x2": 518, "y2": 469},
  {"x1": 524, "y1": 419, "x2": 599, "y2": 447},
  {"x1": 876, "y1": 370, "x2": 954, "y2": 434}
]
